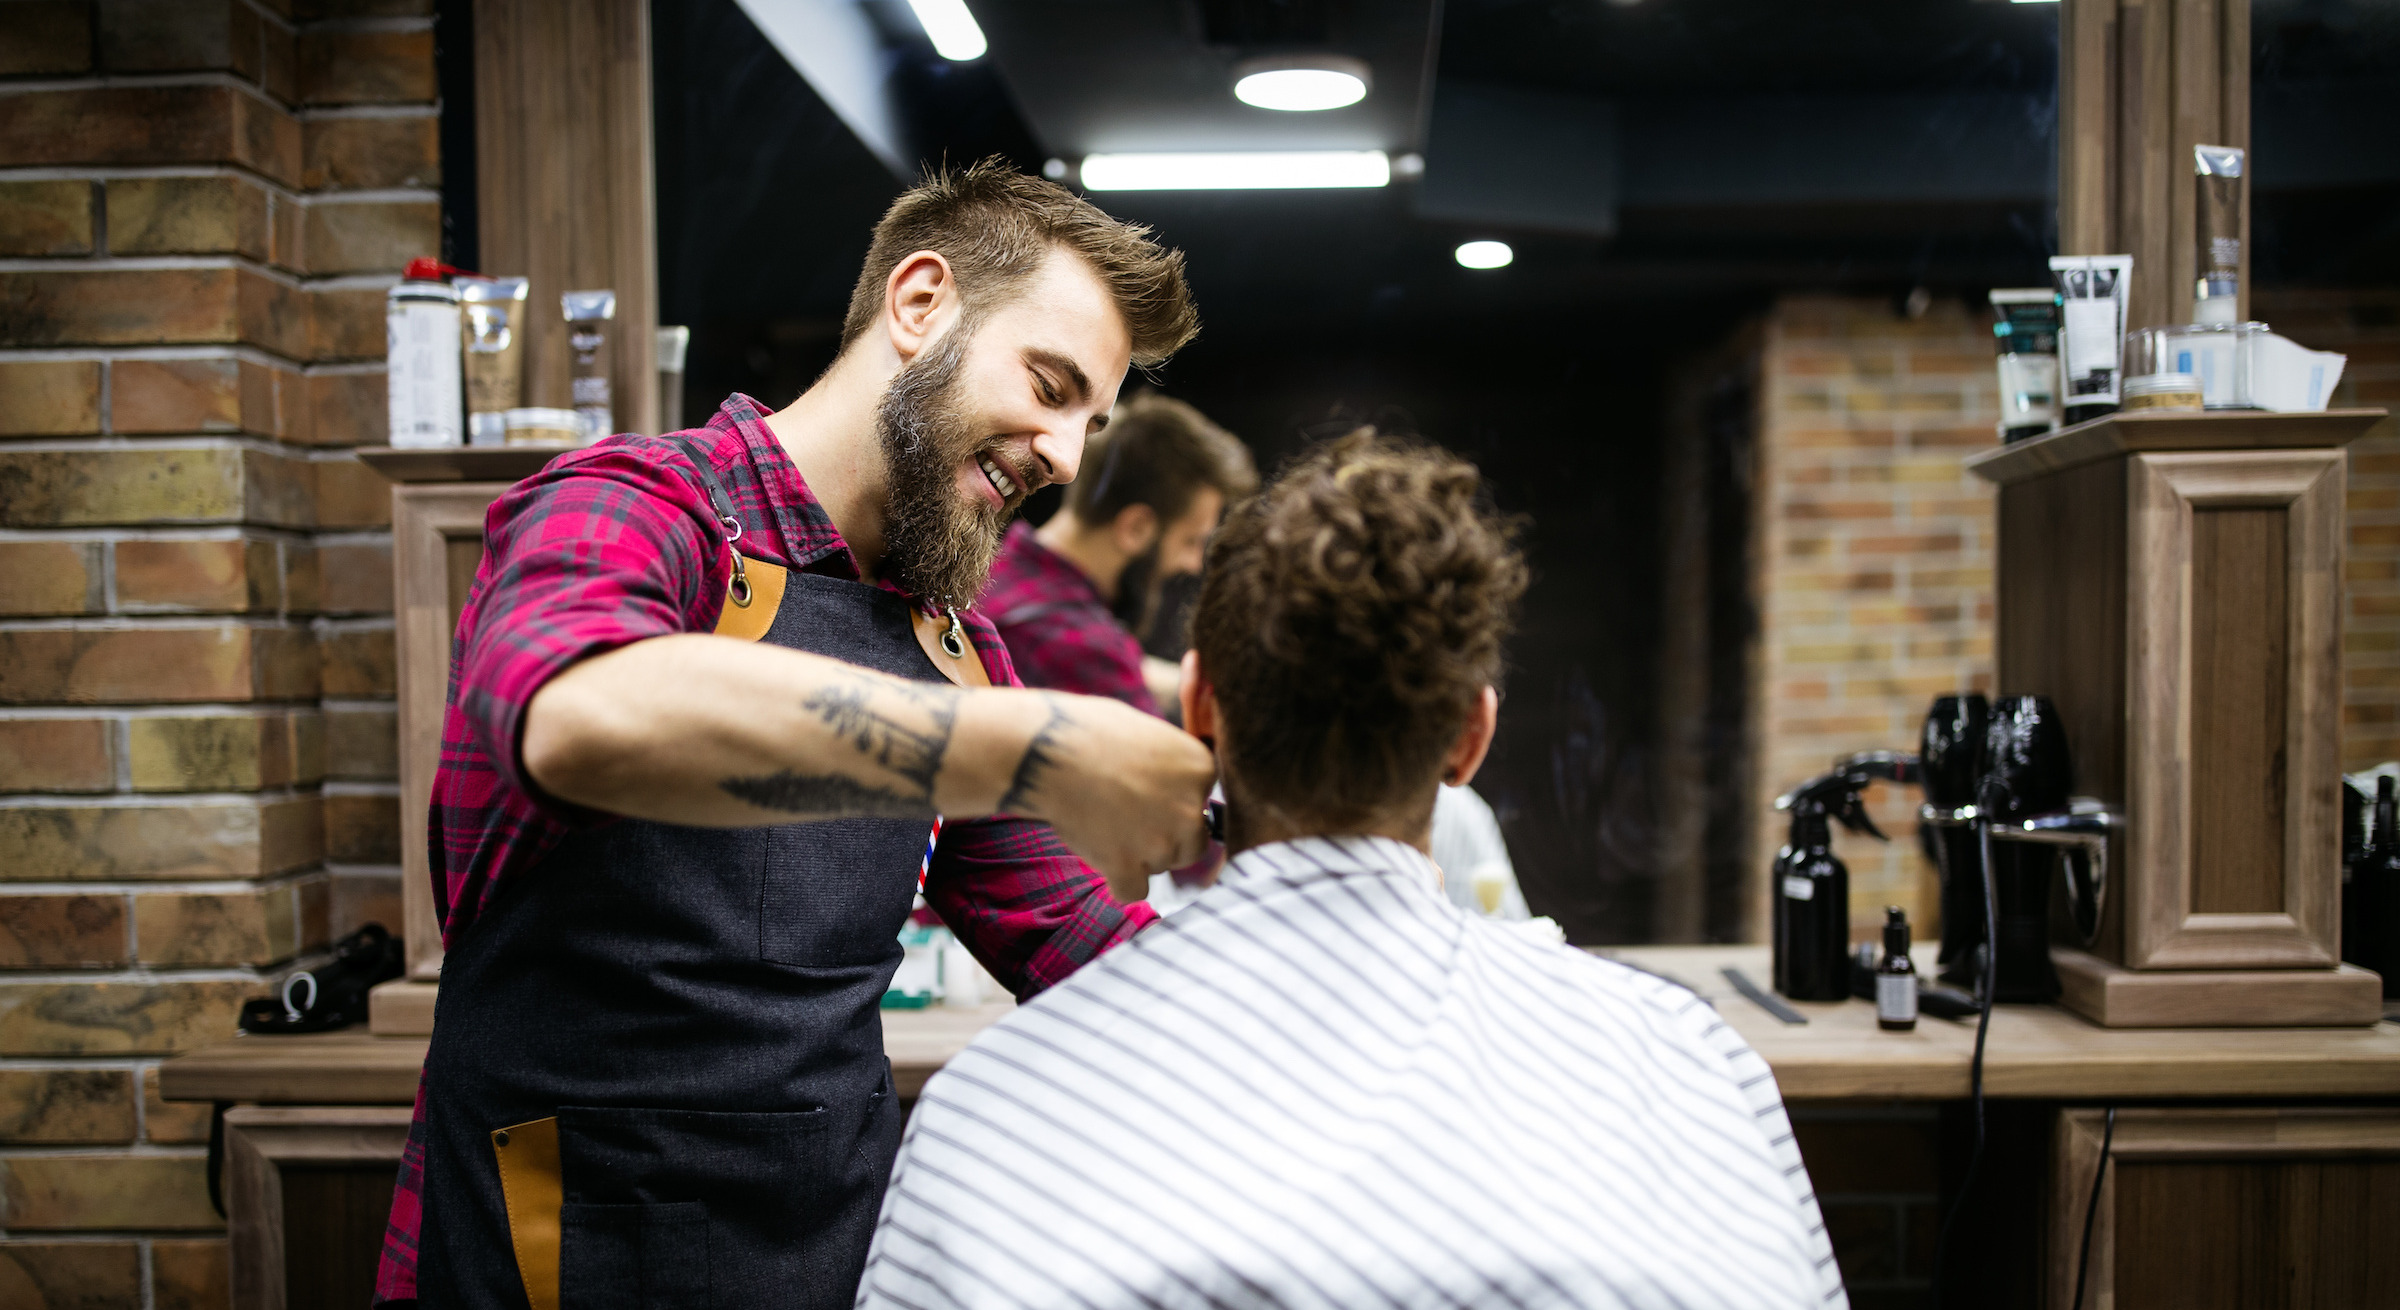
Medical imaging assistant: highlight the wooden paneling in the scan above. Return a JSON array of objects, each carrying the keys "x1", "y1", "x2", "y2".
[
  {"x1": 2057, "y1": 0, "x2": 2252, "y2": 326},
  {"x1": 392, "y1": 482, "x2": 514, "y2": 982},
  {"x1": 280, "y1": 1165, "x2": 398, "y2": 1310},
  {"x1": 2190, "y1": 505, "x2": 2288, "y2": 913},
  {"x1": 2051, "y1": 1108, "x2": 2400, "y2": 1310},
  {"x1": 2054, "y1": 946, "x2": 2383, "y2": 1027},
  {"x1": 473, "y1": 0, "x2": 658, "y2": 434},
  {"x1": 2127, "y1": 450, "x2": 2343, "y2": 969}
]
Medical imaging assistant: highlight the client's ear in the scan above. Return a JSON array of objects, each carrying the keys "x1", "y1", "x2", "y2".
[
  {"x1": 1443, "y1": 686, "x2": 1500, "y2": 788},
  {"x1": 1178, "y1": 649, "x2": 1217, "y2": 747}
]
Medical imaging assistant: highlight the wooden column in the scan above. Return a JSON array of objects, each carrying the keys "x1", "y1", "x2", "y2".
[
  {"x1": 474, "y1": 0, "x2": 659, "y2": 434},
  {"x1": 2060, "y1": 0, "x2": 2251, "y2": 332}
]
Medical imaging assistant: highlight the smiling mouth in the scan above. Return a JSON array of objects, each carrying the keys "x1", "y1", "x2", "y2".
[{"x1": 978, "y1": 454, "x2": 1021, "y2": 504}]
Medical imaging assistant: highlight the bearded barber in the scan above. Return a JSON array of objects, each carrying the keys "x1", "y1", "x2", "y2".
[{"x1": 374, "y1": 161, "x2": 1214, "y2": 1310}]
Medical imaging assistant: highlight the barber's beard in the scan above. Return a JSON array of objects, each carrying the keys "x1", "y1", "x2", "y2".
[
  {"x1": 873, "y1": 327, "x2": 1010, "y2": 609},
  {"x1": 1111, "y1": 540, "x2": 1164, "y2": 638}
]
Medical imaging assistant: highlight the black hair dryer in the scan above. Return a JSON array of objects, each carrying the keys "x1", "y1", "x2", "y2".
[{"x1": 1920, "y1": 694, "x2": 2118, "y2": 1004}]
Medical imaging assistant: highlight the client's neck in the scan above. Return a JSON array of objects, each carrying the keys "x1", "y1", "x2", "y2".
[{"x1": 1221, "y1": 783, "x2": 1437, "y2": 858}]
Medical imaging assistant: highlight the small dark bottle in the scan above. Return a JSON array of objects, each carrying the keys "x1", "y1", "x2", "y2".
[
  {"x1": 1773, "y1": 806, "x2": 1852, "y2": 1001},
  {"x1": 2361, "y1": 777, "x2": 2400, "y2": 1000},
  {"x1": 1876, "y1": 906, "x2": 1918, "y2": 1031}
]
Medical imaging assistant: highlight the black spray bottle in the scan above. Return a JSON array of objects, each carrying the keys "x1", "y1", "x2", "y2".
[{"x1": 1773, "y1": 752, "x2": 1917, "y2": 1002}]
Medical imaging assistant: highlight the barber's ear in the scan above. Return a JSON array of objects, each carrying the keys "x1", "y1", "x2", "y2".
[
  {"x1": 1179, "y1": 649, "x2": 1217, "y2": 748},
  {"x1": 1113, "y1": 503, "x2": 1160, "y2": 555},
  {"x1": 883, "y1": 250, "x2": 956, "y2": 364},
  {"x1": 1443, "y1": 686, "x2": 1500, "y2": 789}
]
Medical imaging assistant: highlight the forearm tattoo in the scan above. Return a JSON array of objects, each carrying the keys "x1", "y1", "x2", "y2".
[
  {"x1": 996, "y1": 695, "x2": 1073, "y2": 815},
  {"x1": 718, "y1": 675, "x2": 957, "y2": 818}
]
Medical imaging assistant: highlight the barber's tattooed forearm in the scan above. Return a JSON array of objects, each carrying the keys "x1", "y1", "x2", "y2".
[
  {"x1": 799, "y1": 681, "x2": 955, "y2": 795},
  {"x1": 717, "y1": 769, "x2": 935, "y2": 818},
  {"x1": 997, "y1": 695, "x2": 1073, "y2": 815},
  {"x1": 717, "y1": 675, "x2": 957, "y2": 818}
]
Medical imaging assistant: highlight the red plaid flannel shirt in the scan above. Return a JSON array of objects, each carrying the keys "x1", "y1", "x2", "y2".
[
  {"x1": 979, "y1": 520, "x2": 1157, "y2": 713},
  {"x1": 374, "y1": 395, "x2": 1156, "y2": 1305}
]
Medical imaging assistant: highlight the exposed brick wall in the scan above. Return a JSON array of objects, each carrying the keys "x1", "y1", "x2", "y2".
[
  {"x1": 0, "y1": 1, "x2": 430, "y2": 1301},
  {"x1": 2251, "y1": 290, "x2": 2400, "y2": 770},
  {"x1": 1752, "y1": 296, "x2": 2000, "y2": 944}
]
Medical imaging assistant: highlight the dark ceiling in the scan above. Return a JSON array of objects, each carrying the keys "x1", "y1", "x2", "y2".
[{"x1": 654, "y1": 0, "x2": 2400, "y2": 354}]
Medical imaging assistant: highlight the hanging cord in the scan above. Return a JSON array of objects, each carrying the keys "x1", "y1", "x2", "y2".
[
  {"x1": 2072, "y1": 1105, "x2": 2118, "y2": 1310},
  {"x1": 1930, "y1": 807, "x2": 2001, "y2": 1306}
]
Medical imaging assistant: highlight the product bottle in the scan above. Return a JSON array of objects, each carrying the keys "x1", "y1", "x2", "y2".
[
  {"x1": 1772, "y1": 803, "x2": 1852, "y2": 1001},
  {"x1": 1876, "y1": 906, "x2": 1918, "y2": 1031},
  {"x1": 2363, "y1": 777, "x2": 2400, "y2": 1000}
]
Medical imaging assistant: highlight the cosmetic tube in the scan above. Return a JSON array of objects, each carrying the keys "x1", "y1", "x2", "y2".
[
  {"x1": 1988, "y1": 288, "x2": 2061, "y2": 443},
  {"x1": 657, "y1": 325, "x2": 690, "y2": 434},
  {"x1": 563, "y1": 290, "x2": 616, "y2": 443},
  {"x1": 457, "y1": 276, "x2": 529, "y2": 446},
  {"x1": 2049, "y1": 254, "x2": 2132, "y2": 424},
  {"x1": 2194, "y1": 145, "x2": 2244, "y2": 325},
  {"x1": 386, "y1": 279, "x2": 463, "y2": 448}
]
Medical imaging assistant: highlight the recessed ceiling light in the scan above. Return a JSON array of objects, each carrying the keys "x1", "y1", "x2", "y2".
[
  {"x1": 1233, "y1": 56, "x2": 1372, "y2": 112},
  {"x1": 905, "y1": 0, "x2": 987, "y2": 61},
  {"x1": 1455, "y1": 240, "x2": 1513, "y2": 270},
  {"x1": 1080, "y1": 151, "x2": 1391, "y2": 191}
]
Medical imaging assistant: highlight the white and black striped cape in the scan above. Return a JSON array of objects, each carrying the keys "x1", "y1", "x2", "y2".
[{"x1": 856, "y1": 835, "x2": 1847, "y2": 1310}]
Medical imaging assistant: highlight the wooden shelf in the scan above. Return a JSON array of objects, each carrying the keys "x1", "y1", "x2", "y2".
[
  {"x1": 1963, "y1": 407, "x2": 2387, "y2": 485},
  {"x1": 355, "y1": 445, "x2": 574, "y2": 485}
]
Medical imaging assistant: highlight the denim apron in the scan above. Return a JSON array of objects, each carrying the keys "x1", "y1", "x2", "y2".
[{"x1": 417, "y1": 446, "x2": 960, "y2": 1310}]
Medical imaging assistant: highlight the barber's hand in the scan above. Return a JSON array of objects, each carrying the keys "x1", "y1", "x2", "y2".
[{"x1": 1021, "y1": 695, "x2": 1215, "y2": 901}]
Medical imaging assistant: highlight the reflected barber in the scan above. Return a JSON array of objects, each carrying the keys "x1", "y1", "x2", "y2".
[{"x1": 375, "y1": 161, "x2": 1212, "y2": 1309}]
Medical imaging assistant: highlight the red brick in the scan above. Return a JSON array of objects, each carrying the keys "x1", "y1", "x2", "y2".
[
  {"x1": 0, "y1": 359, "x2": 102, "y2": 435},
  {"x1": 0, "y1": 895, "x2": 128, "y2": 968},
  {"x1": 0, "y1": 2, "x2": 96, "y2": 76},
  {"x1": 0, "y1": 717, "x2": 114, "y2": 792},
  {"x1": 0, "y1": 1241, "x2": 142, "y2": 1305},
  {"x1": 0, "y1": 541, "x2": 99, "y2": 616},
  {"x1": 0, "y1": 179, "x2": 95, "y2": 256},
  {"x1": 0, "y1": 624, "x2": 318, "y2": 704},
  {"x1": 303, "y1": 113, "x2": 439, "y2": 190},
  {"x1": 0, "y1": 85, "x2": 300, "y2": 187},
  {"x1": 298, "y1": 27, "x2": 436, "y2": 104}
]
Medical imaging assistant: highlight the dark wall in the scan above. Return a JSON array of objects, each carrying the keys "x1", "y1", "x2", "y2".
[{"x1": 1140, "y1": 299, "x2": 1756, "y2": 943}]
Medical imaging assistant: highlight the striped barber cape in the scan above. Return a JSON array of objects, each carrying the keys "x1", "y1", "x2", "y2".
[{"x1": 856, "y1": 835, "x2": 1847, "y2": 1310}]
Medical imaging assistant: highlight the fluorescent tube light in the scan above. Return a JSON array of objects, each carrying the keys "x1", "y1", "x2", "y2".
[
  {"x1": 1455, "y1": 240, "x2": 1513, "y2": 269},
  {"x1": 1079, "y1": 151, "x2": 1391, "y2": 191},
  {"x1": 905, "y1": 0, "x2": 987, "y2": 61}
]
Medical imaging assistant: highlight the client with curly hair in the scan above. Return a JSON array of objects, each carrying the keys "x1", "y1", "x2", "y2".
[{"x1": 855, "y1": 433, "x2": 1846, "y2": 1309}]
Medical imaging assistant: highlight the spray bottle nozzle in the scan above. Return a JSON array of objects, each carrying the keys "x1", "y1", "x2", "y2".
[{"x1": 1774, "y1": 751, "x2": 1922, "y2": 843}]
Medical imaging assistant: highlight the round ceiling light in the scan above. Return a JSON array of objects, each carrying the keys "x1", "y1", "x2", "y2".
[
  {"x1": 1455, "y1": 240, "x2": 1514, "y2": 270},
  {"x1": 1233, "y1": 56, "x2": 1371, "y2": 112}
]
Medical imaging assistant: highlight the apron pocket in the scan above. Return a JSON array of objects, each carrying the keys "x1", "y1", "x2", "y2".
[
  {"x1": 558, "y1": 1104, "x2": 851, "y2": 1309},
  {"x1": 560, "y1": 1200, "x2": 709, "y2": 1310}
]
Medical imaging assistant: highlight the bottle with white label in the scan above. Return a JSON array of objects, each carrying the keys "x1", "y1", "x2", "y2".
[
  {"x1": 1771, "y1": 803, "x2": 1852, "y2": 1001},
  {"x1": 1877, "y1": 905, "x2": 1918, "y2": 1031}
]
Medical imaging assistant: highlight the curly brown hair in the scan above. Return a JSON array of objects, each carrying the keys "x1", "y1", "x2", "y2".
[
  {"x1": 1191, "y1": 431, "x2": 1528, "y2": 833},
  {"x1": 841, "y1": 158, "x2": 1200, "y2": 367}
]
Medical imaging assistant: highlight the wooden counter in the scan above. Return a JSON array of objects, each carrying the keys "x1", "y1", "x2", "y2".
[
  {"x1": 159, "y1": 1001, "x2": 1021, "y2": 1106},
  {"x1": 164, "y1": 947, "x2": 2400, "y2": 1107},
  {"x1": 1602, "y1": 945, "x2": 2400, "y2": 1100}
]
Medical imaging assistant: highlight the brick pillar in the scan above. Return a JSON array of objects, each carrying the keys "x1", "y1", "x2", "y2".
[
  {"x1": 0, "y1": 2, "x2": 432, "y2": 1302},
  {"x1": 1751, "y1": 295, "x2": 2001, "y2": 944},
  {"x1": 2249, "y1": 290, "x2": 2400, "y2": 770}
]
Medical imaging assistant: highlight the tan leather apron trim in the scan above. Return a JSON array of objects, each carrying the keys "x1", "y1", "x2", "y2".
[
  {"x1": 711, "y1": 556, "x2": 788, "y2": 642},
  {"x1": 492, "y1": 1115, "x2": 563, "y2": 1310},
  {"x1": 910, "y1": 608, "x2": 993, "y2": 688}
]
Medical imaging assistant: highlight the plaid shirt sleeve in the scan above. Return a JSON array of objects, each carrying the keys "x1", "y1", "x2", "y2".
[
  {"x1": 1000, "y1": 605, "x2": 1156, "y2": 713},
  {"x1": 929, "y1": 609, "x2": 1160, "y2": 996}
]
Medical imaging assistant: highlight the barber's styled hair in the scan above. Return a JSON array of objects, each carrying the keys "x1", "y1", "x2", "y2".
[
  {"x1": 1192, "y1": 431, "x2": 1528, "y2": 829},
  {"x1": 841, "y1": 158, "x2": 1200, "y2": 367},
  {"x1": 1066, "y1": 394, "x2": 1259, "y2": 527}
]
